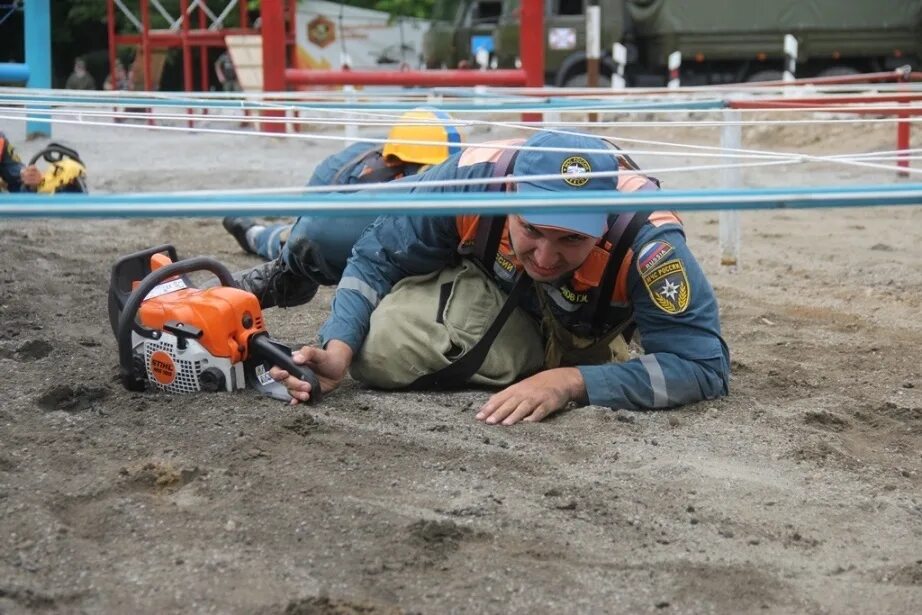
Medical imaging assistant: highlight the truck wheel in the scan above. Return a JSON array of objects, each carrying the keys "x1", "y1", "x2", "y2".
[
  {"x1": 818, "y1": 66, "x2": 859, "y2": 78},
  {"x1": 746, "y1": 70, "x2": 783, "y2": 82},
  {"x1": 563, "y1": 72, "x2": 612, "y2": 88}
]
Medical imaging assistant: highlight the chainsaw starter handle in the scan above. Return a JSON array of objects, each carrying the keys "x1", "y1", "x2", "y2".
[
  {"x1": 117, "y1": 257, "x2": 236, "y2": 391},
  {"x1": 248, "y1": 333, "x2": 323, "y2": 403}
]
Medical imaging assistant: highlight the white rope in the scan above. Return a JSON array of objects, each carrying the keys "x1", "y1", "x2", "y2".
[{"x1": 3, "y1": 108, "x2": 918, "y2": 178}]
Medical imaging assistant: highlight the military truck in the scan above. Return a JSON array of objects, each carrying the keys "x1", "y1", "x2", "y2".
[
  {"x1": 430, "y1": 0, "x2": 921, "y2": 86},
  {"x1": 422, "y1": 0, "x2": 504, "y2": 69}
]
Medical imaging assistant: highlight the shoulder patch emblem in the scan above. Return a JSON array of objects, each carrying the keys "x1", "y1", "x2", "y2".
[
  {"x1": 641, "y1": 258, "x2": 690, "y2": 314},
  {"x1": 636, "y1": 240, "x2": 674, "y2": 274}
]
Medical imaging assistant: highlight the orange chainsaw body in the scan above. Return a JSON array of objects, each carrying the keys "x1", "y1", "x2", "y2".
[
  {"x1": 134, "y1": 252, "x2": 266, "y2": 362},
  {"x1": 138, "y1": 286, "x2": 265, "y2": 362}
]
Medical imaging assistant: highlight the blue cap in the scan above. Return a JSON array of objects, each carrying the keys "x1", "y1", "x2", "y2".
[{"x1": 513, "y1": 132, "x2": 617, "y2": 237}]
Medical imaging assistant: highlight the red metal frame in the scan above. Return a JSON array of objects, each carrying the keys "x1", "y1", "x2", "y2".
[
  {"x1": 109, "y1": 0, "x2": 546, "y2": 131},
  {"x1": 260, "y1": 0, "x2": 546, "y2": 131},
  {"x1": 106, "y1": 0, "x2": 287, "y2": 126},
  {"x1": 728, "y1": 71, "x2": 921, "y2": 174}
]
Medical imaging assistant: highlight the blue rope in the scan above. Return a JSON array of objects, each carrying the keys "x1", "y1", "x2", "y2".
[
  {"x1": 2, "y1": 183, "x2": 920, "y2": 218},
  {"x1": 0, "y1": 92, "x2": 729, "y2": 113}
]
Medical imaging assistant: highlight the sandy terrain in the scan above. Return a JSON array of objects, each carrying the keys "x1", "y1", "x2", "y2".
[{"x1": 1, "y1": 110, "x2": 921, "y2": 614}]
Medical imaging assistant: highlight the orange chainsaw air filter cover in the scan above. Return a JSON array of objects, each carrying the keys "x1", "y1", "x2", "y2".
[{"x1": 138, "y1": 285, "x2": 266, "y2": 362}]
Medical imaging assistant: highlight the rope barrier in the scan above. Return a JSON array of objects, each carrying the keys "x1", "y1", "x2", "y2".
[{"x1": 3, "y1": 184, "x2": 921, "y2": 219}]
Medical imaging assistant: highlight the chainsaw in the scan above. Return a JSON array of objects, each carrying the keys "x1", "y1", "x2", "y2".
[
  {"x1": 108, "y1": 245, "x2": 321, "y2": 402},
  {"x1": 29, "y1": 143, "x2": 88, "y2": 194}
]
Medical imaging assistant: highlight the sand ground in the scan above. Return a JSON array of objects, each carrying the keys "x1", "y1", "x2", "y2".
[{"x1": 1, "y1": 110, "x2": 921, "y2": 614}]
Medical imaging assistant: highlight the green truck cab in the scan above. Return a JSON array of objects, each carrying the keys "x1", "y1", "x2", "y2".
[
  {"x1": 489, "y1": 0, "x2": 921, "y2": 86},
  {"x1": 494, "y1": 0, "x2": 626, "y2": 86},
  {"x1": 422, "y1": 0, "x2": 504, "y2": 69}
]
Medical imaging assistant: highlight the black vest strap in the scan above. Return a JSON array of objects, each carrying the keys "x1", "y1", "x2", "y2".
[
  {"x1": 472, "y1": 217, "x2": 506, "y2": 270},
  {"x1": 408, "y1": 271, "x2": 531, "y2": 390},
  {"x1": 471, "y1": 148, "x2": 520, "y2": 268},
  {"x1": 593, "y1": 211, "x2": 651, "y2": 332}
]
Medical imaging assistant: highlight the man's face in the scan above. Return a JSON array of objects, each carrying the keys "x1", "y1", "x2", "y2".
[{"x1": 508, "y1": 216, "x2": 598, "y2": 282}]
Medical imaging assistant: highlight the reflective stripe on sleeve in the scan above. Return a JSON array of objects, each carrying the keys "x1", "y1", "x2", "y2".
[
  {"x1": 640, "y1": 354, "x2": 669, "y2": 408},
  {"x1": 337, "y1": 276, "x2": 380, "y2": 307}
]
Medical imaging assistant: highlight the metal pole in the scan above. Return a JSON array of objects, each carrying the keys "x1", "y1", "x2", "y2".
[
  {"x1": 261, "y1": 0, "x2": 286, "y2": 133},
  {"x1": 520, "y1": 0, "x2": 544, "y2": 123},
  {"x1": 586, "y1": 3, "x2": 600, "y2": 122},
  {"x1": 198, "y1": 6, "x2": 208, "y2": 94},
  {"x1": 611, "y1": 42, "x2": 626, "y2": 90},
  {"x1": 106, "y1": 0, "x2": 118, "y2": 113},
  {"x1": 897, "y1": 111, "x2": 910, "y2": 176},
  {"x1": 783, "y1": 34, "x2": 797, "y2": 82},
  {"x1": 783, "y1": 33, "x2": 798, "y2": 98},
  {"x1": 897, "y1": 70, "x2": 911, "y2": 176},
  {"x1": 667, "y1": 51, "x2": 681, "y2": 89},
  {"x1": 141, "y1": 0, "x2": 154, "y2": 126},
  {"x1": 180, "y1": 0, "x2": 193, "y2": 128},
  {"x1": 24, "y1": 0, "x2": 51, "y2": 138},
  {"x1": 720, "y1": 109, "x2": 742, "y2": 270}
]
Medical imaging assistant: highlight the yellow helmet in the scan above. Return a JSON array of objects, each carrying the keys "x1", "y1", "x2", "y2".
[{"x1": 382, "y1": 108, "x2": 462, "y2": 166}]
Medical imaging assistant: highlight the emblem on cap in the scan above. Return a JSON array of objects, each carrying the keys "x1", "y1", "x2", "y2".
[{"x1": 560, "y1": 156, "x2": 591, "y2": 187}]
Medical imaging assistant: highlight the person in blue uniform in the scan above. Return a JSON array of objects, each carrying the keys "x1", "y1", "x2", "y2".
[
  {"x1": 258, "y1": 131, "x2": 730, "y2": 424},
  {"x1": 223, "y1": 108, "x2": 462, "y2": 295}
]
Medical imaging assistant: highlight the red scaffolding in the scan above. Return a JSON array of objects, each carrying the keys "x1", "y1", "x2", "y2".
[
  {"x1": 105, "y1": 0, "x2": 297, "y2": 96},
  {"x1": 109, "y1": 0, "x2": 546, "y2": 131}
]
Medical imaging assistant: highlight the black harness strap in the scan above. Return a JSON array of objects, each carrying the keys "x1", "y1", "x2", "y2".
[
  {"x1": 472, "y1": 148, "x2": 520, "y2": 268},
  {"x1": 408, "y1": 271, "x2": 531, "y2": 390},
  {"x1": 473, "y1": 217, "x2": 506, "y2": 271},
  {"x1": 593, "y1": 211, "x2": 651, "y2": 333}
]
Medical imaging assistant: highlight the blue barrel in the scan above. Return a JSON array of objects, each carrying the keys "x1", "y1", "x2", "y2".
[{"x1": 0, "y1": 63, "x2": 30, "y2": 84}]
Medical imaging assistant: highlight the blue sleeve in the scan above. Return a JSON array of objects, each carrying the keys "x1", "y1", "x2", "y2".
[
  {"x1": 318, "y1": 215, "x2": 461, "y2": 352},
  {"x1": 578, "y1": 225, "x2": 730, "y2": 410},
  {"x1": 306, "y1": 142, "x2": 377, "y2": 187},
  {"x1": 0, "y1": 135, "x2": 26, "y2": 193}
]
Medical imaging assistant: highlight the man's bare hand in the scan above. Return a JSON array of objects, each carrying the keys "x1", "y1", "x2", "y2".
[
  {"x1": 21, "y1": 165, "x2": 42, "y2": 189},
  {"x1": 475, "y1": 367, "x2": 587, "y2": 426},
  {"x1": 269, "y1": 340, "x2": 353, "y2": 405}
]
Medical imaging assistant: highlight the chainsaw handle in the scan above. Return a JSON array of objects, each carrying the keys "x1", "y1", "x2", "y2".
[
  {"x1": 248, "y1": 333, "x2": 323, "y2": 403},
  {"x1": 28, "y1": 143, "x2": 84, "y2": 166},
  {"x1": 117, "y1": 257, "x2": 236, "y2": 391}
]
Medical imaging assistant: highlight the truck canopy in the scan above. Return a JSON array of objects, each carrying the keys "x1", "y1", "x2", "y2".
[{"x1": 630, "y1": 0, "x2": 922, "y2": 64}]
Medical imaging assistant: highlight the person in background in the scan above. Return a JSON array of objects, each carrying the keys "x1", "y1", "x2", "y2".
[
  {"x1": 103, "y1": 60, "x2": 131, "y2": 92},
  {"x1": 65, "y1": 58, "x2": 96, "y2": 90},
  {"x1": 215, "y1": 51, "x2": 241, "y2": 93}
]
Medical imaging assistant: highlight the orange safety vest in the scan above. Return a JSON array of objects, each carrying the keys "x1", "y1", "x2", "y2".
[{"x1": 452, "y1": 141, "x2": 681, "y2": 335}]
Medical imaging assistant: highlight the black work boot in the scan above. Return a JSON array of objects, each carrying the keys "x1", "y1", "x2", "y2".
[
  {"x1": 232, "y1": 257, "x2": 319, "y2": 309},
  {"x1": 223, "y1": 216, "x2": 257, "y2": 255}
]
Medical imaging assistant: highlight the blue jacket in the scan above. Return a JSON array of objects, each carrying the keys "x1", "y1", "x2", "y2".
[
  {"x1": 319, "y1": 148, "x2": 730, "y2": 411},
  {"x1": 0, "y1": 132, "x2": 28, "y2": 193},
  {"x1": 307, "y1": 141, "x2": 383, "y2": 187}
]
